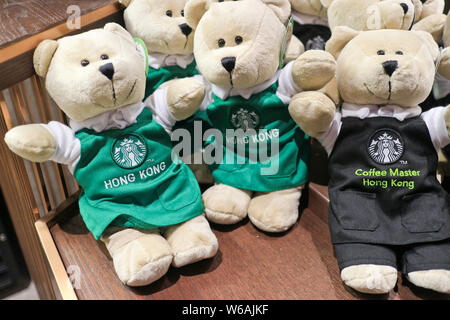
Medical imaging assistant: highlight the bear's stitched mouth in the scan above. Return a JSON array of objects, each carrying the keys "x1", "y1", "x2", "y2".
[
  {"x1": 126, "y1": 80, "x2": 137, "y2": 100},
  {"x1": 363, "y1": 82, "x2": 391, "y2": 100}
]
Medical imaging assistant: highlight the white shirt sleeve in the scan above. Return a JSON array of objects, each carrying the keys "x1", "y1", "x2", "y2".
[
  {"x1": 40, "y1": 122, "x2": 80, "y2": 173},
  {"x1": 276, "y1": 61, "x2": 302, "y2": 104},
  {"x1": 144, "y1": 86, "x2": 177, "y2": 133},
  {"x1": 421, "y1": 107, "x2": 450, "y2": 150},
  {"x1": 318, "y1": 112, "x2": 342, "y2": 155}
]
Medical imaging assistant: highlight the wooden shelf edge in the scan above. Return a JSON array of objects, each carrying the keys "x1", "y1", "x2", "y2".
[{"x1": 34, "y1": 195, "x2": 80, "y2": 300}]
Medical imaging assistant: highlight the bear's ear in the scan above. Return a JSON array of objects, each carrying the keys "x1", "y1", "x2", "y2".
[
  {"x1": 118, "y1": 0, "x2": 132, "y2": 7},
  {"x1": 185, "y1": 0, "x2": 212, "y2": 29},
  {"x1": 261, "y1": 0, "x2": 291, "y2": 24},
  {"x1": 104, "y1": 23, "x2": 135, "y2": 45},
  {"x1": 325, "y1": 26, "x2": 360, "y2": 59},
  {"x1": 412, "y1": 0, "x2": 423, "y2": 20},
  {"x1": 33, "y1": 39, "x2": 58, "y2": 78},
  {"x1": 413, "y1": 30, "x2": 440, "y2": 61}
]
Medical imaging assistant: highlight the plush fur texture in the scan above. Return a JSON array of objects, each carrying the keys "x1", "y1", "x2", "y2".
[
  {"x1": 121, "y1": 0, "x2": 195, "y2": 55},
  {"x1": 184, "y1": 0, "x2": 335, "y2": 233},
  {"x1": 289, "y1": 27, "x2": 450, "y2": 294},
  {"x1": 188, "y1": 0, "x2": 289, "y2": 89},
  {"x1": 330, "y1": 0, "x2": 416, "y2": 31},
  {"x1": 39, "y1": 24, "x2": 146, "y2": 122},
  {"x1": 290, "y1": 0, "x2": 330, "y2": 17},
  {"x1": 4, "y1": 23, "x2": 218, "y2": 287}
]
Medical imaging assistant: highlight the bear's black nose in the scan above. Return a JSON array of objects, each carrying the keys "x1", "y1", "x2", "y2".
[
  {"x1": 221, "y1": 57, "x2": 236, "y2": 73},
  {"x1": 400, "y1": 2, "x2": 408, "y2": 14},
  {"x1": 99, "y1": 63, "x2": 114, "y2": 80},
  {"x1": 179, "y1": 23, "x2": 192, "y2": 37},
  {"x1": 382, "y1": 60, "x2": 398, "y2": 77}
]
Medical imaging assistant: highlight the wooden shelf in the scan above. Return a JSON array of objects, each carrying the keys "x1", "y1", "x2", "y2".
[{"x1": 36, "y1": 183, "x2": 450, "y2": 300}]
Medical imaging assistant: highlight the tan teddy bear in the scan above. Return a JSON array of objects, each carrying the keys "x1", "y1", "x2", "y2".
[
  {"x1": 326, "y1": 0, "x2": 443, "y2": 31},
  {"x1": 4, "y1": 23, "x2": 218, "y2": 287},
  {"x1": 148, "y1": 0, "x2": 337, "y2": 233},
  {"x1": 289, "y1": 26, "x2": 450, "y2": 294}
]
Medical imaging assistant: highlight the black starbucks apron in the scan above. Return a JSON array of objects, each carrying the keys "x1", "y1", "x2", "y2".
[{"x1": 328, "y1": 116, "x2": 450, "y2": 245}]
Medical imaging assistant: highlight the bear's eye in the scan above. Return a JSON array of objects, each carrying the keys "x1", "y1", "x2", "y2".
[
  {"x1": 181, "y1": 10, "x2": 184, "y2": 17},
  {"x1": 377, "y1": 50, "x2": 385, "y2": 55},
  {"x1": 166, "y1": 10, "x2": 172, "y2": 17},
  {"x1": 100, "y1": 54, "x2": 109, "y2": 60},
  {"x1": 235, "y1": 36, "x2": 243, "y2": 45},
  {"x1": 218, "y1": 39, "x2": 226, "y2": 47},
  {"x1": 395, "y1": 51, "x2": 403, "y2": 55},
  {"x1": 81, "y1": 59, "x2": 89, "y2": 67}
]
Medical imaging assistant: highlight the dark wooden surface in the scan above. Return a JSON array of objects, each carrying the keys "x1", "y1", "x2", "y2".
[
  {"x1": 0, "y1": 1, "x2": 124, "y2": 91},
  {"x1": 0, "y1": 0, "x2": 116, "y2": 48},
  {"x1": 49, "y1": 183, "x2": 449, "y2": 300}
]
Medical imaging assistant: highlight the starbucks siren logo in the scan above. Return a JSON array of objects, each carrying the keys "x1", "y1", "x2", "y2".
[
  {"x1": 368, "y1": 130, "x2": 404, "y2": 164},
  {"x1": 112, "y1": 134, "x2": 147, "y2": 169},
  {"x1": 230, "y1": 107, "x2": 260, "y2": 131}
]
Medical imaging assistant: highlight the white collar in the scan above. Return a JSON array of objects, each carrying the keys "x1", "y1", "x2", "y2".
[
  {"x1": 341, "y1": 103, "x2": 422, "y2": 121},
  {"x1": 70, "y1": 101, "x2": 145, "y2": 133},
  {"x1": 211, "y1": 71, "x2": 280, "y2": 100},
  {"x1": 148, "y1": 52, "x2": 194, "y2": 70},
  {"x1": 291, "y1": 11, "x2": 328, "y2": 27}
]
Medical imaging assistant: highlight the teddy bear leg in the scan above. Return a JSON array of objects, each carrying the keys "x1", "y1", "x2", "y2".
[
  {"x1": 101, "y1": 227, "x2": 173, "y2": 287},
  {"x1": 404, "y1": 240, "x2": 450, "y2": 294},
  {"x1": 407, "y1": 270, "x2": 450, "y2": 294},
  {"x1": 335, "y1": 243, "x2": 398, "y2": 294},
  {"x1": 163, "y1": 215, "x2": 219, "y2": 268},
  {"x1": 247, "y1": 187, "x2": 303, "y2": 233},
  {"x1": 202, "y1": 184, "x2": 253, "y2": 225}
]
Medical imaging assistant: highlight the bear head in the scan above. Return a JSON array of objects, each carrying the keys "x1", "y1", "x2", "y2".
[
  {"x1": 121, "y1": 0, "x2": 195, "y2": 55},
  {"x1": 326, "y1": 27, "x2": 439, "y2": 107},
  {"x1": 33, "y1": 23, "x2": 147, "y2": 121},
  {"x1": 185, "y1": 0, "x2": 291, "y2": 89}
]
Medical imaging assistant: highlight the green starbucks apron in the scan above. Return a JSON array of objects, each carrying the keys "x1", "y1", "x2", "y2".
[
  {"x1": 144, "y1": 60, "x2": 199, "y2": 99},
  {"x1": 205, "y1": 82, "x2": 310, "y2": 192},
  {"x1": 74, "y1": 108, "x2": 204, "y2": 239}
]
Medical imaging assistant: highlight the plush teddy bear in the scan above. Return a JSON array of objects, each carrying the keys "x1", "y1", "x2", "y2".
[
  {"x1": 289, "y1": 26, "x2": 450, "y2": 294},
  {"x1": 412, "y1": 12, "x2": 450, "y2": 108},
  {"x1": 119, "y1": 0, "x2": 199, "y2": 98},
  {"x1": 148, "y1": 0, "x2": 337, "y2": 233},
  {"x1": 289, "y1": 0, "x2": 332, "y2": 50},
  {"x1": 4, "y1": 23, "x2": 218, "y2": 287},
  {"x1": 326, "y1": 0, "x2": 443, "y2": 31}
]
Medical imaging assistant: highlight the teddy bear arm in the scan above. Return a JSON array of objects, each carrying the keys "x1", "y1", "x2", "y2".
[
  {"x1": 165, "y1": 78, "x2": 206, "y2": 121},
  {"x1": 288, "y1": 91, "x2": 336, "y2": 138},
  {"x1": 412, "y1": 13, "x2": 447, "y2": 42},
  {"x1": 438, "y1": 48, "x2": 450, "y2": 80},
  {"x1": 4, "y1": 124, "x2": 56, "y2": 162},
  {"x1": 292, "y1": 50, "x2": 337, "y2": 91}
]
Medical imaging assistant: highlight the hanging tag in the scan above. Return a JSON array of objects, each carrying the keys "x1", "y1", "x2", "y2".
[
  {"x1": 134, "y1": 37, "x2": 149, "y2": 76},
  {"x1": 279, "y1": 16, "x2": 294, "y2": 69}
]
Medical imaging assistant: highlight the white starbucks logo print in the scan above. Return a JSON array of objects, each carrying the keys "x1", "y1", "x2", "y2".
[
  {"x1": 230, "y1": 107, "x2": 260, "y2": 131},
  {"x1": 111, "y1": 134, "x2": 147, "y2": 169},
  {"x1": 368, "y1": 130, "x2": 404, "y2": 164}
]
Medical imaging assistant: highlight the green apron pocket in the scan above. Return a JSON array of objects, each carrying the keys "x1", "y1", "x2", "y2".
[
  {"x1": 266, "y1": 139, "x2": 299, "y2": 178},
  {"x1": 331, "y1": 191, "x2": 380, "y2": 231},
  {"x1": 401, "y1": 193, "x2": 445, "y2": 233},
  {"x1": 157, "y1": 171, "x2": 199, "y2": 211}
]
